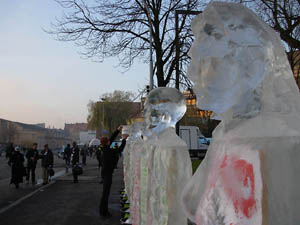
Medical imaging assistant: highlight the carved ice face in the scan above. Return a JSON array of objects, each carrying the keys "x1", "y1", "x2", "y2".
[
  {"x1": 188, "y1": 3, "x2": 269, "y2": 113},
  {"x1": 144, "y1": 87, "x2": 186, "y2": 134},
  {"x1": 129, "y1": 122, "x2": 143, "y2": 140}
]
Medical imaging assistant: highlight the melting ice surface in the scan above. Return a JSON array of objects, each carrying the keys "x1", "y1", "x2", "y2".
[
  {"x1": 181, "y1": 2, "x2": 300, "y2": 225},
  {"x1": 129, "y1": 87, "x2": 192, "y2": 225}
]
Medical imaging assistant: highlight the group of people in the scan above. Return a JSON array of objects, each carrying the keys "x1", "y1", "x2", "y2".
[
  {"x1": 4, "y1": 127, "x2": 127, "y2": 219},
  {"x1": 6, "y1": 143, "x2": 54, "y2": 188}
]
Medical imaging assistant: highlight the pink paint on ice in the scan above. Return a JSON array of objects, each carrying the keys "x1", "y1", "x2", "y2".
[
  {"x1": 196, "y1": 154, "x2": 257, "y2": 225},
  {"x1": 131, "y1": 160, "x2": 141, "y2": 225},
  {"x1": 220, "y1": 155, "x2": 256, "y2": 218}
]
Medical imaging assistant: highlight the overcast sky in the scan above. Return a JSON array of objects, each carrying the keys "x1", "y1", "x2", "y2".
[{"x1": 0, "y1": 0, "x2": 148, "y2": 129}]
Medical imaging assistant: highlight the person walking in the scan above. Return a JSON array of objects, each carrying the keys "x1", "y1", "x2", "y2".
[
  {"x1": 99, "y1": 126, "x2": 127, "y2": 218},
  {"x1": 71, "y1": 142, "x2": 80, "y2": 183},
  {"x1": 40, "y1": 144, "x2": 54, "y2": 185},
  {"x1": 63, "y1": 144, "x2": 72, "y2": 172},
  {"x1": 89, "y1": 147, "x2": 93, "y2": 157},
  {"x1": 81, "y1": 145, "x2": 88, "y2": 165},
  {"x1": 8, "y1": 147, "x2": 25, "y2": 189},
  {"x1": 6, "y1": 142, "x2": 14, "y2": 159},
  {"x1": 25, "y1": 143, "x2": 39, "y2": 185},
  {"x1": 95, "y1": 146, "x2": 102, "y2": 170}
]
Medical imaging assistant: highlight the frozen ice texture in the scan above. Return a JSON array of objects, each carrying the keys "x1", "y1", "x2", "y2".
[
  {"x1": 146, "y1": 128, "x2": 192, "y2": 225},
  {"x1": 130, "y1": 87, "x2": 192, "y2": 225},
  {"x1": 122, "y1": 122, "x2": 143, "y2": 202},
  {"x1": 181, "y1": 2, "x2": 300, "y2": 225},
  {"x1": 143, "y1": 87, "x2": 186, "y2": 135}
]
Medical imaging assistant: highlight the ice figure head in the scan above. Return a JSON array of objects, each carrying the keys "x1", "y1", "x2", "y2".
[
  {"x1": 129, "y1": 122, "x2": 143, "y2": 140},
  {"x1": 144, "y1": 87, "x2": 186, "y2": 134},
  {"x1": 188, "y1": 2, "x2": 295, "y2": 115}
]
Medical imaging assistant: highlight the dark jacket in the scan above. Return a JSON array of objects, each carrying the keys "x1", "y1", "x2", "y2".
[
  {"x1": 71, "y1": 146, "x2": 80, "y2": 166},
  {"x1": 26, "y1": 148, "x2": 39, "y2": 167},
  {"x1": 80, "y1": 147, "x2": 88, "y2": 157},
  {"x1": 40, "y1": 150, "x2": 54, "y2": 168},
  {"x1": 64, "y1": 146, "x2": 72, "y2": 159},
  {"x1": 6, "y1": 144, "x2": 14, "y2": 159},
  {"x1": 9, "y1": 151, "x2": 25, "y2": 184},
  {"x1": 101, "y1": 130, "x2": 126, "y2": 176}
]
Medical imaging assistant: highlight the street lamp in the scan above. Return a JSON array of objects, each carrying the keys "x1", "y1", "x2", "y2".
[
  {"x1": 174, "y1": 9, "x2": 202, "y2": 135},
  {"x1": 175, "y1": 10, "x2": 202, "y2": 90},
  {"x1": 143, "y1": 0, "x2": 154, "y2": 91},
  {"x1": 101, "y1": 98, "x2": 106, "y2": 135}
]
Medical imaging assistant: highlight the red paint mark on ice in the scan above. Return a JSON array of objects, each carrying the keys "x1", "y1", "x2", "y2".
[
  {"x1": 221, "y1": 156, "x2": 256, "y2": 218},
  {"x1": 196, "y1": 154, "x2": 258, "y2": 225}
]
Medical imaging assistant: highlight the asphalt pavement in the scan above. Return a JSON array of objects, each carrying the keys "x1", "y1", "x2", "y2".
[{"x1": 0, "y1": 156, "x2": 124, "y2": 225}]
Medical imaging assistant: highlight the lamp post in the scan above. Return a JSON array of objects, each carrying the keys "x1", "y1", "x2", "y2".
[
  {"x1": 101, "y1": 98, "x2": 106, "y2": 135},
  {"x1": 143, "y1": 0, "x2": 154, "y2": 91},
  {"x1": 175, "y1": 10, "x2": 202, "y2": 90},
  {"x1": 174, "y1": 9, "x2": 202, "y2": 135}
]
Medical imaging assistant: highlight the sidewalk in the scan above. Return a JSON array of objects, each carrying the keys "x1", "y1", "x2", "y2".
[
  {"x1": 0, "y1": 157, "x2": 124, "y2": 225},
  {"x1": 0, "y1": 156, "x2": 66, "y2": 210}
]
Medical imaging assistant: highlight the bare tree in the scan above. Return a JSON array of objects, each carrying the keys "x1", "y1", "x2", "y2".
[
  {"x1": 237, "y1": 0, "x2": 300, "y2": 50},
  {"x1": 48, "y1": 0, "x2": 204, "y2": 88},
  {"x1": 288, "y1": 47, "x2": 300, "y2": 89}
]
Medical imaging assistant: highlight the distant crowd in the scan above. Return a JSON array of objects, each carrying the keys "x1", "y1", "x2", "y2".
[
  {"x1": 2, "y1": 125, "x2": 128, "y2": 219},
  {"x1": 3, "y1": 137, "x2": 123, "y2": 189}
]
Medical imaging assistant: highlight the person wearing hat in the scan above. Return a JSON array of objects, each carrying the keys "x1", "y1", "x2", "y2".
[
  {"x1": 8, "y1": 146, "x2": 25, "y2": 189},
  {"x1": 25, "y1": 143, "x2": 39, "y2": 185},
  {"x1": 40, "y1": 144, "x2": 54, "y2": 185}
]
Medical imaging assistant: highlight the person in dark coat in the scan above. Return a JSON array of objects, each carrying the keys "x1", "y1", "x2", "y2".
[
  {"x1": 40, "y1": 144, "x2": 54, "y2": 185},
  {"x1": 6, "y1": 142, "x2": 14, "y2": 159},
  {"x1": 80, "y1": 145, "x2": 88, "y2": 165},
  {"x1": 8, "y1": 147, "x2": 25, "y2": 188},
  {"x1": 25, "y1": 143, "x2": 39, "y2": 185},
  {"x1": 95, "y1": 146, "x2": 102, "y2": 170},
  {"x1": 99, "y1": 126, "x2": 127, "y2": 218},
  {"x1": 63, "y1": 144, "x2": 72, "y2": 172},
  {"x1": 71, "y1": 142, "x2": 80, "y2": 183}
]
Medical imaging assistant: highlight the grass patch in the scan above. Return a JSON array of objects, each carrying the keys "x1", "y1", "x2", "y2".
[{"x1": 192, "y1": 159, "x2": 202, "y2": 174}]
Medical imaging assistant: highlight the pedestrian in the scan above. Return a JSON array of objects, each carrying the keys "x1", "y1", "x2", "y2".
[
  {"x1": 63, "y1": 144, "x2": 72, "y2": 172},
  {"x1": 8, "y1": 147, "x2": 25, "y2": 189},
  {"x1": 71, "y1": 142, "x2": 80, "y2": 183},
  {"x1": 89, "y1": 147, "x2": 93, "y2": 157},
  {"x1": 80, "y1": 145, "x2": 88, "y2": 165},
  {"x1": 25, "y1": 143, "x2": 39, "y2": 185},
  {"x1": 95, "y1": 146, "x2": 102, "y2": 170},
  {"x1": 40, "y1": 144, "x2": 54, "y2": 185},
  {"x1": 99, "y1": 126, "x2": 127, "y2": 218},
  {"x1": 6, "y1": 142, "x2": 14, "y2": 159}
]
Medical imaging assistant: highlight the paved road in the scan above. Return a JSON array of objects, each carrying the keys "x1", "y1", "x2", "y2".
[
  {"x1": 0, "y1": 157, "x2": 124, "y2": 225},
  {"x1": 0, "y1": 154, "x2": 67, "y2": 209}
]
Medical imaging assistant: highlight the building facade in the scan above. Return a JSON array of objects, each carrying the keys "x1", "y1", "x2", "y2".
[
  {"x1": 0, "y1": 118, "x2": 72, "y2": 150},
  {"x1": 64, "y1": 123, "x2": 88, "y2": 142}
]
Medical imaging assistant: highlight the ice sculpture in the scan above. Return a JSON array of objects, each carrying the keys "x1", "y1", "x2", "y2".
[
  {"x1": 123, "y1": 122, "x2": 143, "y2": 201},
  {"x1": 135, "y1": 87, "x2": 192, "y2": 225},
  {"x1": 122, "y1": 122, "x2": 143, "y2": 224},
  {"x1": 181, "y1": 2, "x2": 300, "y2": 225}
]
